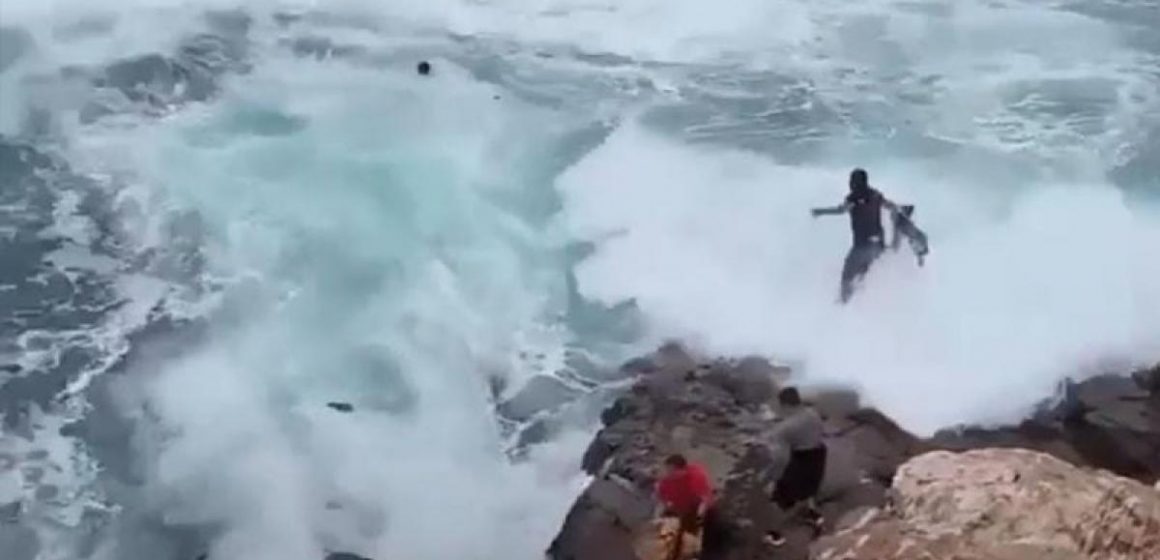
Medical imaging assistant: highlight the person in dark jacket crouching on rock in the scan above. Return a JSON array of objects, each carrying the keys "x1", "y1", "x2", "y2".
[
  {"x1": 764, "y1": 387, "x2": 827, "y2": 546},
  {"x1": 655, "y1": 453, "x2": 729, "y2": 559}
]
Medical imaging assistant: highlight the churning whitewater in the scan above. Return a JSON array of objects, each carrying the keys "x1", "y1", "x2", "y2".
[{"x1": 0, "y1": 1, "x2": 1158, "y2": 559}]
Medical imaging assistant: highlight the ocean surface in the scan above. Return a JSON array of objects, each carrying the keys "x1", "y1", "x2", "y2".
[{"x1": 1, "y1": 1, "x2": 1158, "y2": 559}]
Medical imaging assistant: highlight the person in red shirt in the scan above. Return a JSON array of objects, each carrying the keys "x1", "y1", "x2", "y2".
[{"x1": 655, "y1": 454, "x2": 728, "y2": 559}]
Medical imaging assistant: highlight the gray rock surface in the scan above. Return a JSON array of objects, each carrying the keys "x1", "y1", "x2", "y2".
[
  {"x1": 932, "y1": 369, "x2": 1160, "y2": 481},
  {"x1": 497, "y1": 375, "x2": 583, "y2": 422}
]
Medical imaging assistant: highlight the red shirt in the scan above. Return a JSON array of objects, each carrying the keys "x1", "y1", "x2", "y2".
[{"x1": 656, "y1": 463, "x2": 714, "y2": 516}]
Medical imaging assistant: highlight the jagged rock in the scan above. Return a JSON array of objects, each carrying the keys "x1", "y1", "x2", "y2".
[
  {"x1": 931, "y1": 373, "x2": 1160, "y2": 481},
  {"x1": 1135, "y1": 364, "x2": 1160, "y2": 394},
  {"x1": 497, "y1": 375, "x2": 582, "y2": 422},
  {"x1": 813, "y1": 448, "x2": 1160, "y2": 560},
  {"x1": 654, "y1": 342, "x2": 699, "y2": 374},
  {"x1": 620, "y1": 357, "x2": 659, "y2": 376}
]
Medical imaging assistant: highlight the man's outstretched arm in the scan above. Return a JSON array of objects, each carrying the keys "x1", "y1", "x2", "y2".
[{"x1": 811, "y1": 201, "x2": 850, "y2": 217}]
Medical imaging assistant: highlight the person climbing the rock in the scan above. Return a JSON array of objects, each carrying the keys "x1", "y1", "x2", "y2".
[
  {"x1": 764, "y1": 387, "x2": 827, "y2": 547},
  {"x1": 654, "y1": 453, "x2": 728, "y2": 559},
  {"x1": 811, "y1": 168, "x2": 902, "y2": 303}
]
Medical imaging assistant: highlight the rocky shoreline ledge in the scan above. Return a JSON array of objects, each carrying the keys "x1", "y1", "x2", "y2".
[{"x1": 547, "y1": 344, "x2": 1160, "y2": 560}]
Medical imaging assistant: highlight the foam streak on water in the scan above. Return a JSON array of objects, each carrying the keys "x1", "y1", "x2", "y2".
[{"x1": 0, "y1": 1, "x2": 1158, "y2": 559}]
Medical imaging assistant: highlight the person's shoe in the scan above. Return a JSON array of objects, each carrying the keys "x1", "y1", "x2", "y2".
[{"x1": 763, "y1": 531, "x2": 786, "y2": 547}]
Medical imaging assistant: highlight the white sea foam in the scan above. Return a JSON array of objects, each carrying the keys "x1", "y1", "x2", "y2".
[{"x1": 1, "y1": 1, "x2": 1157, "y2": 560}]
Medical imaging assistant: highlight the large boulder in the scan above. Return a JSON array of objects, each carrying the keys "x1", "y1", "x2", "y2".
[{"x1": 813, "y1": 448, "x2": 1160, "y2": 560}]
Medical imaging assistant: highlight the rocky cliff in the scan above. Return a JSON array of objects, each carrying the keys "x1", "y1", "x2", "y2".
[{"x1": 547, "y1": 346, "x2": 1160, "y2": 560}]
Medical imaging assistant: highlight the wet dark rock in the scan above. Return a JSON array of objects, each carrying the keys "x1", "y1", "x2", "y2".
[
  {"x1": 547, "y1": 477, "x2": 651, "y2": 560},
  {"x1": 496, "y1": 375, "x2": 582, "y2": 422},
  {"x1": 561, "y1": 349, "x2": 620, "y2": 383},
  {"x1": 1135, "y1": 363, "x2": 1160, "y2": 394},
  {"x1": 620, "y1": 356, "x2": 658, "y2": 375},
  {"x1": 515, "y1": 418, "x2": 554, "y2": 449},
  {"x1": 600, "y1": 397, "x2": 636, "y2": 427},
  {"x1": 932, "y1": 372, "x2": 1160, "y2": 481}
]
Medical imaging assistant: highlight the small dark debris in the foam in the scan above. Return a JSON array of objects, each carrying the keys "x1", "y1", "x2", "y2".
[{"x1": 326, "y1": 402, "x2": 354, "y2": 413}]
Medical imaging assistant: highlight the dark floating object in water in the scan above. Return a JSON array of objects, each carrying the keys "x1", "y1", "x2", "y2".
[
  {"x1": 417, "y1": 60, "x2": 431, "y2": 76},
  {"x1": 327, "y1": 402, "x2": 354, "y2": 413}
]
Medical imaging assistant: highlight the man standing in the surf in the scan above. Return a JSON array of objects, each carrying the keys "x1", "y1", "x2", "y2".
[{"x1": 810, "y1": 168, "x2": 902, "y2": 303}]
